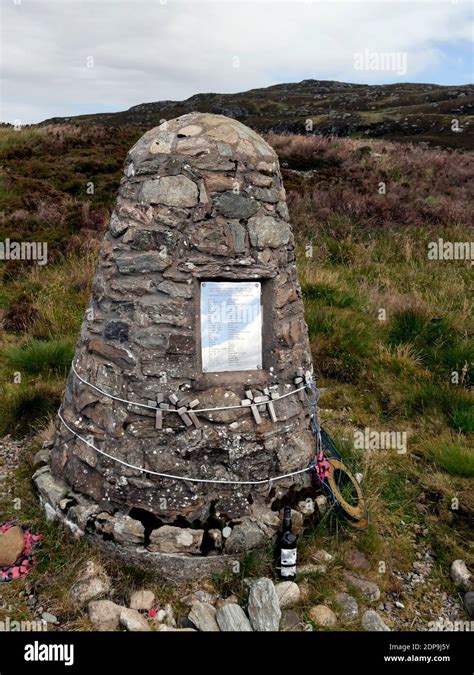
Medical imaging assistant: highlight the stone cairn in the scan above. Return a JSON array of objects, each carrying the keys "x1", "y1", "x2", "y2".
[{"x1": 34, "y1": 113, "x2": 317, "y2": 580}]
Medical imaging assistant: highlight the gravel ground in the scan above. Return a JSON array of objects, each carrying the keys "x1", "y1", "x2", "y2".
[{"x1": 0, "y1": 435, "x2": 22, "y2": 507}]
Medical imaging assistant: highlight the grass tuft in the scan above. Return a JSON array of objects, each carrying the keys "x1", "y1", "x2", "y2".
[
  {"x1": 5, "y1": 339, "x2": 74, "y2": 375},
  {"x1": 0, "y1": 382, "x2": 62, "y2": 437},
  {"x1": 421, "y1": 436, "x2": 474, "y2": 477}
]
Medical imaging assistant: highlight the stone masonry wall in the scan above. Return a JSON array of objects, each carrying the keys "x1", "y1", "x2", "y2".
[{"x1": 40, "y1": 113, "x2": 316, "y2": 576}]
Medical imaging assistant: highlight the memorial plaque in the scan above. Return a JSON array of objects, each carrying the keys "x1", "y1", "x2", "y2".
[{"x1": 200, "y1": 281, "x2": 263, "y2": 372}]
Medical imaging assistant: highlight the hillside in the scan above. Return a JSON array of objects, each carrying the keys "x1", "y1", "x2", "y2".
[
  {"x1": 0, "y1": 117, "x2": 472, "y2": 632},
  {"x1": 39, "y1": 80, "x2": 474, "y2": 150}
]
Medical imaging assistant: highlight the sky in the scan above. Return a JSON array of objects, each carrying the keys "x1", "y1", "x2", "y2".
[{"x1": 1, "y1": 0, "x2": 473, "y2": 124}]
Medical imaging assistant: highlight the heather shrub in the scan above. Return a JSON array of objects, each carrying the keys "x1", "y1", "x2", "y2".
[
  {"x1": 266, "y1": 132, "x2": 343, "y2": 170},
  {"x1": 276, "y1": 134, "x2": 474, "y2": 230},
  {"x1": 2, "y1": 295, "x2": 39, "y2": 333}
]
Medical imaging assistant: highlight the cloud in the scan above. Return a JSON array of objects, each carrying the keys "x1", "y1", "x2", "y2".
[{"x1": 1, "y1": 0, "x2": 472, "y2": 123}]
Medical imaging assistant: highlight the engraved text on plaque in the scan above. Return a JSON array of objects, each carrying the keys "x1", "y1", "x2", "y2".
[{"x1": 200, "y1": 281, "x2": 263, "y2": 372}]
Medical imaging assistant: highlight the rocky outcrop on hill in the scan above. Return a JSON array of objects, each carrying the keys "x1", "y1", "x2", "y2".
[{"x1": 39, "y1": 80, "x2": 474, "y2": 150}]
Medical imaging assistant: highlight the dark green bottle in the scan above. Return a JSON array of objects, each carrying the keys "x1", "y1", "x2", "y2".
[{"x1": 279, "y1": 506, "x2": 297, "y2": 580}]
